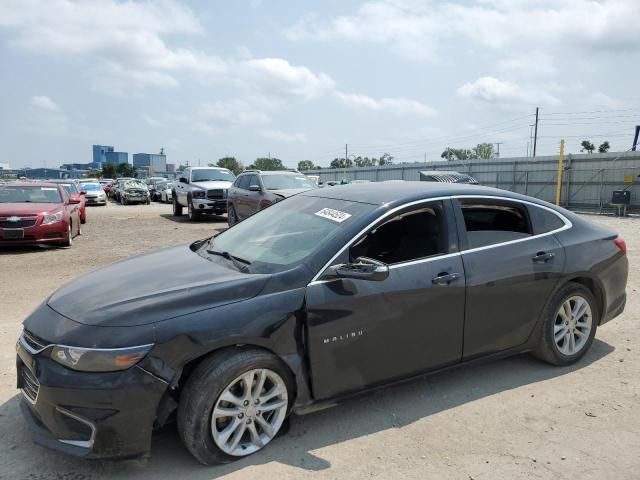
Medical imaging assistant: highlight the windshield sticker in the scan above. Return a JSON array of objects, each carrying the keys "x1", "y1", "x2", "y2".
[
  {"x1": 41, "y1": 187, "x2": 57, "y2": 191},
  {"x1": 315, "y1": 208, "x2": 352, "y2": 223}
]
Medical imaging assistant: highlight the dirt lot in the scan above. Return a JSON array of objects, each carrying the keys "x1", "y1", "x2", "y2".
[{"x1": 0, "y1": 203, "x2": 638, "y2": 480}]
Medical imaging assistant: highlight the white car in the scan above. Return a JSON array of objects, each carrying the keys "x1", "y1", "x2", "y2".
[
  {"x1": 79, "y1": 182, "x2": 107, "y2": 206},
  {"x1": 158, "y1": 181, "x2": 173, "y2": 203}
]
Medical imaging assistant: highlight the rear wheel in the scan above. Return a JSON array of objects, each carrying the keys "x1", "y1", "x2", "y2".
[
  {"x1": 173, "y1": 196, "x2": 183, "y2": 216},
  {"x1": 533, "y1": 282, "x2": 598, "y2": 365},
  {"x1": 178, "y1": 349, "x2": 292, "y2": 465}
]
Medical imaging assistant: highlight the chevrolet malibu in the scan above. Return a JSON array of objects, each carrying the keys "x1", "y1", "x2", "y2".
[
  {"x1": 1, "y1": 182, "x2": 81, "y2": 247},
  {"x1": 17, "y1": 183, "x2": 627, "y2": 464}
]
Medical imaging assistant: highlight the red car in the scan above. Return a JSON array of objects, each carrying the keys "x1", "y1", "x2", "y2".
[
  {"x1": 0, "y1": 182, "x2": 82, "y2": 247},
  {"x1": 49, "y1": 180, "x2": 87, "y2": 224}
]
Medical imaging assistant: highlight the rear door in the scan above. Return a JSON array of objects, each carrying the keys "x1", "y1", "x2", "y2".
[
  {"x1": 454, "y1": 196, "x2": 567, "y2": 359},
  {"x1": 305, "y1": 199, "x2": 466, "y2": 400}
]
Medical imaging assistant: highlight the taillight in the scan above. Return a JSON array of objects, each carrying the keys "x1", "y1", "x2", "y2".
[{"x1": 614, "y1": 237, "x2": 627, "y2": 255}]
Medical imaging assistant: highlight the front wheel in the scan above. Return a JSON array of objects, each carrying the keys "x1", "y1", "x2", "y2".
[
  {"x1": 178, "y1": 349, "x2": 292, "y2": 465},
  {"x1": 187, "y1": 201, "x2": 200, "y2": 222},
  {"x1": 533, "y1": 283, "x2": 598, "y2": 366},
  {"x1": 227, "y1": 204, "x2": 238, "y2": 227}
]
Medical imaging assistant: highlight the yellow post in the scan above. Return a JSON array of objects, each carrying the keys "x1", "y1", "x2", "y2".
[{"x1": 555, "y1": 139, "x2": 565, "y2": 206}]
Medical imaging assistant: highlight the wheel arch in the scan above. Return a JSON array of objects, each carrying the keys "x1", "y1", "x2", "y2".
[{"x1": 559, "y1": 274, "x2": 606, "y2": 323}]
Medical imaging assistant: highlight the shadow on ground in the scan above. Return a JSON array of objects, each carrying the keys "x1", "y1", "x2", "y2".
[
  {"x1": 0, "y1": 339, "x2": 614, "y2": 479},
  {"x1": 159, "y1": 213, "x2": 228, "y2": 225}
]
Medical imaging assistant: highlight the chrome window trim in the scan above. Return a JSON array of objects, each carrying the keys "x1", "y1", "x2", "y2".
[{"x1": 308, "y1": 194, "x2": 572, "y2": 285}]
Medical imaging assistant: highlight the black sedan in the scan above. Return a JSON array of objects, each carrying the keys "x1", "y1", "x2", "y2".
[{"x1": 16, "y1": 182, "x2": 628, "y2": 464}]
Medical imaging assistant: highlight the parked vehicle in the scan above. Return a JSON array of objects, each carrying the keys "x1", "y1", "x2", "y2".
[
  {"x1": 172, "y1": 167, "x2": 236, "y2": 221},
  {"x1": 16, "y1": 182, "x2": 627, "y2": 464},
  {"x1": 227, "y1": 170, "x2": 317, "y2": 226},
  {"x1": 146, "y1": 177, "x2": 168, "y2": 201},
  {"x1": 109, "y1": 178, "x2": 135, "y2": 202},
  {"x1": 0, "y1": 182, "x2": 81, "y2": 246},
  {"x1": 120, "y1": 180, "x2": 150, "y2": 205},
  {"x1": 157, "y1": 181, "x2": 173, "y2": 203},
  {"x1": 48, "y1": 180, "x2": 86, "y2": 224},
  {"x1": 78, "y1": 182, "x2": 107, "y2": 206},
  {"x1": 420, "y1": 170, "x2": 479, "y2": 184}
]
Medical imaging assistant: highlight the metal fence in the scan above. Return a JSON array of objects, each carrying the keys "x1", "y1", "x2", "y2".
[{"x1": 304, "y1": 151, "x2": 640, "y2": 213}]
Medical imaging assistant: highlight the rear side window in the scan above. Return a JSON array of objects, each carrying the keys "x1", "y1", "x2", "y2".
[
  {"x1": 528, "y1": 205, "x2": 566, "y2": 234},
  {"x1": 458, "y1": 199, "x2": 532, "y2": 249}
]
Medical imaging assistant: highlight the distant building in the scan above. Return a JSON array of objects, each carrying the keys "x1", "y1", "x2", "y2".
[
  {"x1": 2, "y1": 168, "x2": 72, "y2": 180},
  {"x1": 133, "y1": 153, "x2": 167, "y2": 175},
  {"x1": 92, "y1": 145, "x2": 114, "y2": 165},
  {"x1": 166, "y1": 163, "x2": 176, "y2": 172},
  {"x1": 0, "y1": 162, "x2": 10, "y2": 170},
  {"x1": 105, "y1": 151, "x2": 128, "y2": 164}
]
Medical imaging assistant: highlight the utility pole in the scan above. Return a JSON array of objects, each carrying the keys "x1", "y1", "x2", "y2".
[
  {"x1": 555, "y1": 139, "x2": 565, "y2": 206},
  {"x1": 533, "y1": 107, "x2": 539, "y2": 157},
  {"x1": 494, "y1": 143, "x2": 502, "y2": 158}
]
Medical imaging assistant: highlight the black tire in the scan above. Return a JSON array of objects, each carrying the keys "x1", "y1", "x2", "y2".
[
  {"x1": 62, "y1": 223, "x2": 73, "y2": 247},
  {"x1": 173, "y1": 196, "x2": 183, "y2": 216},
  {"x1": 227, "y1": 204, "x2": 238, "y2": 227},
  {"x1": 177, "y1": 349, "x2": 294, "y2": 465},
  {"x1": 533, "y1": 282, "x2": 598, "y2": 366},
  {"x1": 187, "y1": 199, "x2": 200, "y2": 222},
  {"x1": 121, "y1": 196, "x2": 127, "y2": 205},
  {"x1": 80, "y1": 215, "x2": 86, "y2": 225}
]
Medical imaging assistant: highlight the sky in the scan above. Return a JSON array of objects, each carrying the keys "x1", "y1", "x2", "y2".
[{"x1": 1, "y1": 0, "x2": 640, "y2": 169}]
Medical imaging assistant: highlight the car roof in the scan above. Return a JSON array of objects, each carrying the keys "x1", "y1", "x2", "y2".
[
  {"x1": 1, "y1": 181, "x2": 61, "y2": 188},
  {"x1": 190, "y1": 166, "x2": 228, "y2": 171},
  {"x1": 299, "y1": 181, "x2": 556, "y2": 208},
  {"x1": 241, "y1": 170, "x2": 300, "y2": 176}
]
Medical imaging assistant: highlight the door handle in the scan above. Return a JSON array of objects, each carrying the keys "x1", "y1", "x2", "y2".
[
  {"x1": 532, "y1": 252, "x2": 555, "y2": 263},
  {"x1": 432, "y1": 272, "x2": 461, "y2": 285}
]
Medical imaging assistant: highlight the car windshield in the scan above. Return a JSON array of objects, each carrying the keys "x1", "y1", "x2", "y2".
[
  {"x1": 80, "y1": 183, "x2": 102, "y2": 191},
  {"x1": 197, "y1": 195, "x2": 374, "y2": 273},
  {"x1": 262, "y1": 174, "x2": 316, "y2": 191},
  {"x1": 124, "y1": 181, "x2": 146, "y2": 189},
  {"x1": 191, "y1": 169, "x2": 235, "y2": 182},
  {"x1": 0, "y1": 186, "x2": 62, "y2": 203}
]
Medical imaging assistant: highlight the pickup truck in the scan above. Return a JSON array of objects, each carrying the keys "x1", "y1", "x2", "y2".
[{"x1": 172, "y1": 167, "x2": 236, "y2": 221}]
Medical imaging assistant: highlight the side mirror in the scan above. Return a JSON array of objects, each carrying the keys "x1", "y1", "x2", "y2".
[
  {"x1": 68, "y1": 198, "x2": 81, "y2": 205},
  {"x1": 179, "y1": 177, "x2": 188, "y2": 184},
  {"x1": 249, "y1": 184, "x2": 261, "y2": 192},
  {"x1": 80, "y1": 191, "x2": 86, "y2": 195},
  {"x1": 324, "y1": 257, "x2": 389, "y2": 282}
]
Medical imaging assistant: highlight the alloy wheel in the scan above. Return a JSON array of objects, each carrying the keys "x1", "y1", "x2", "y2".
[
  {"x1": 554, "y1": 295, "x2": 592, "y2": 356},
  {"x1": 211, "y1": 368, "x2": 288, "y2": 457}
]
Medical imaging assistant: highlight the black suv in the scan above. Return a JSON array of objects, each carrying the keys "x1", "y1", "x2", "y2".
[{"x1": 226, "y1": 170, "x2": 316, "y2": 225}]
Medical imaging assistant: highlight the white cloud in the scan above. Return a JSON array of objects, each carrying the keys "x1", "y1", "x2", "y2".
[
  {"x1": 286, "y1": 0, "x2": 640, "y2": 60},
  {"x1": 457, "y1": 76, "x2": 560, "y2": 107},
  {"x1": 497, "y1": 52, "x2": 556, "y2": 78},
  {"x1": 588, "y1": 92, "x2": 624, "y2": 109},
  {"x1": 197, "y1": 98, "x2": 273, "y2": 134},
  {"x1": 30, "y1": 95, "x2": 60, "y2": 112},
  {"x1": 334, "y1": 92, "x2": 436, "y2": 116},
  {"x1": 259, "y1": 129, "x2": 308, "y2": 143}
]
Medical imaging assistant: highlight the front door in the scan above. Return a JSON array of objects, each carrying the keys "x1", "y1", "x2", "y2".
[{"x1": 305, "y1": 200, "x2": 466, "y2": 400}]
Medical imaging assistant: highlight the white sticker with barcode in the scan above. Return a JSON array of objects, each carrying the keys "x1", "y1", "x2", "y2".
[
  {"x1": 41, "y1": 187, "x2": 57, "y2": 191},
  {"x1": 315, "y1": 208, "x2": 352, "y2": 223}
]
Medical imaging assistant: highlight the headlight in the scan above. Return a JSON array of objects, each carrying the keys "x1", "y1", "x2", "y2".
[
  {"x1": 42, "y1": 211, "x2": 63, "y2": 224},
  {"x1": 50, "y1": 344, "x2": 153, "y2": 372},
  {"x1": 192, "y1": 190, "x2": 206, "y2": 199}
]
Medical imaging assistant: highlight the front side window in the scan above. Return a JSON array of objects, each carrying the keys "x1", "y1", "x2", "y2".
[
  {"x1": 349, "y1": 202, "x2": 448, "y2": 265},
  {"x1": 237, "y1": 175, "x2": 251, "y2": 190},
  {"x1": 458, "y1": 198, "x2": 532, "y2": 249}
]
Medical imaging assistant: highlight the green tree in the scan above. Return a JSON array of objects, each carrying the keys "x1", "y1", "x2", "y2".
[
  {"x1": 581, "y1": 140, "x2": 595, "y2": 154},
  {"x1": 330, "y1": 157, "x2": 353, "y2": 169},
  {"x1": 116, "y1": 163, "x2": 137, "y2": 177},
  {"x1": 214, "y1": 157, "x2": 243, "y2": 175},
  {"x1": 298, "y1": 160, "x2": 316, "y2": 171},
  {"x1": 598, "y1": 141, "x2": 610, "y2": 153},
  {"x1": 378, "y1": 153, "x2": 394, "y2": 165},
  {"x1": 247, "y1": 157, "x2": 285, "y2": 171},
  {"x1": 473, "y1": 143, "x2": 494, "y2": 159},
  {"x1": 102, "y1": 163, "x2": 117, "y2": 179},
  {"x1": 440, "y1": 148, "x2": 474, "y2": 161}
]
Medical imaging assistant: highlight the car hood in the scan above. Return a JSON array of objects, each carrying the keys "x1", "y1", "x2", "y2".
[
  {"x1": 47, "y1": 244, "x2": 270, "y2": 327},
  {"x1": 191, "y1": 180, "x2": 233, "y2": 189},
  {"x1": 0, "y1": 203, "x2": 60, "y2": 216},
  {"x1": 272, "y1": 188, "x2": 313, "y2": 198}
]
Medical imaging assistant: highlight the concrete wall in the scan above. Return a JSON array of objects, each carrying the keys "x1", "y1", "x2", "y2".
[{"x1": 304, "y1": 151, "x2": 640, "y2": 212}]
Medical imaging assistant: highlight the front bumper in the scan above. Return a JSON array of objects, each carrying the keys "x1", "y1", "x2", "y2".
[
  {"x1": 85, "y1": 196, "x2": 107, "y2": 205},
  {"x1": 16, "y1": 339, "x2": 167, "y2": 459},
  {"x1": 0, "y1": 220, "x2": 68, "y2": 245},
  {"x1": 191, "y1": 198, "x2": 227, "y2": 213}
]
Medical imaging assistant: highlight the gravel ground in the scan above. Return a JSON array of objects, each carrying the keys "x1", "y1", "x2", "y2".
[{"x1": 0, "y1": 203, "x2": 638, "y2": 480}]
